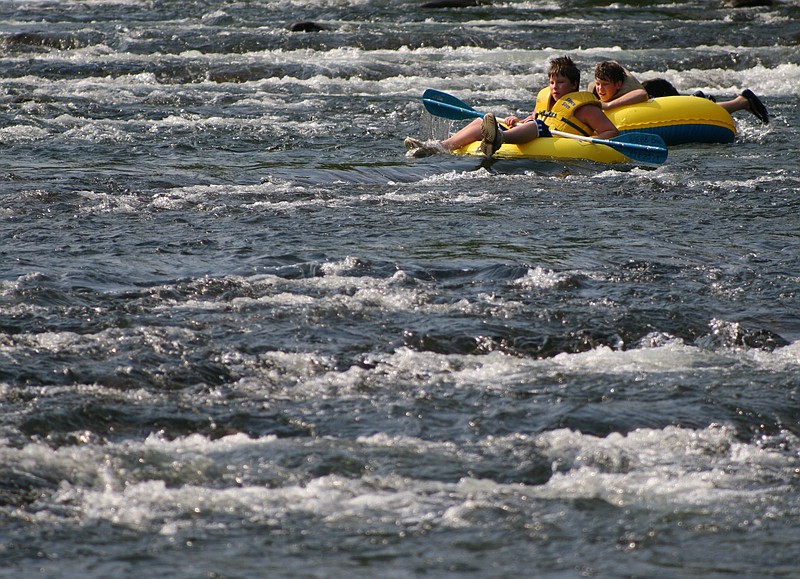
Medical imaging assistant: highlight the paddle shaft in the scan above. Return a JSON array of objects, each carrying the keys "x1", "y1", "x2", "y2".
[{"x1": 549, "y1": 129, "x2": 666, "y2": 154}]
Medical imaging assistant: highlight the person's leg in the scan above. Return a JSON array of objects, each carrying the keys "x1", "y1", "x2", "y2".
[
  {"x1": 496, "y1": 121, "x2": 540, "y2": 144},
  {"x1": 406, "y1": 112, "x2": 547, "y2": 158},
  {"x1": 405, "y1": 117, "x2": 485, "y2": 158},
  {"x1": 441, "y1": 117, "x2": 484, "y2": 150},
  {"x1": 717, "y1": 95, "x2": 750, "y2": 114},
  {"x1": 479, "y1": 114, "x2": 542, "y2": 157},
  {"x1": 442, "y1": 114, "x2": 540, "y2": 150},
  {"x1": 722, "y1": 90, "x2": 769, "y2": 123},
  {"x1": 479, "y1": 114, "x2": 503, "y2": 156}
]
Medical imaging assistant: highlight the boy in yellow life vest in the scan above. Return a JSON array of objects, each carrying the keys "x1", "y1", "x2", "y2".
[{"x1": 405, "y1": 56, "x2": 619, "y2": 158}]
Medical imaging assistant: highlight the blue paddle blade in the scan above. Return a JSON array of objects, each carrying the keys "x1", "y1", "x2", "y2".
[
  {"x1": 608, "y1": 133, "x2": 668, "y2": 164},
  {"x1": 422, "y1": 88, "x2": 483, "y2": 121},
  {"x1": 611, "y1": 132, "x2": 667, "y2": 150}
]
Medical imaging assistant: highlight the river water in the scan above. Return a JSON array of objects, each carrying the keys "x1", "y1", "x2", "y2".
[{"x1": 1, "y1": 1, "x2": 799, "y2": 577}]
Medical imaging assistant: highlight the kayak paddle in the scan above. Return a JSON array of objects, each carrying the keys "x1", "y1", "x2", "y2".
[{"x1": 421, "y1": 88, "x2": 668, "y2": 165}]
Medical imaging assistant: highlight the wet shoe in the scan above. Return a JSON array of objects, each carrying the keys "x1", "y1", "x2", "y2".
[
  {"x1": 404, "y1": 137, "x2": 443, "y2": 158},
  {"x1": 741, "y1": 89, "x2": 769, "y2": 124},
  {"x1": 404, "y1": 136, "x2": 424, "y2": 150},
  {"x1": 479, "y1": 113, "x2": 503, "y2": 157}
]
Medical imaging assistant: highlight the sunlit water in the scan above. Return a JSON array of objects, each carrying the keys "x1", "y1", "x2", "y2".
[{"x1": 1, "y1": 1, "x2": 799, "y2": 577}]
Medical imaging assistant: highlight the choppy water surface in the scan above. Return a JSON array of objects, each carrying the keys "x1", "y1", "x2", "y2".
[{"x1": 1, "y1": 1, "x2": 799, "y2": 577}]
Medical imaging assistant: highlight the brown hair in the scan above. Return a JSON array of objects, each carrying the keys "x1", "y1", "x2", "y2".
[
  {"x1": 594, "y1": 61, "x2": 626, "y2": 84},
  {"x1": 548, "y1": 56, "x2": 580, "y2": 87},
  {"x1": 642, "y1": 78, "x2": 680, "y2": 98}
]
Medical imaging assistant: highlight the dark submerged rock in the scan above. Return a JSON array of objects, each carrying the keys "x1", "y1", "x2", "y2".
[
  {"x1": 722, "y1": 0, "x2": 774, "y2": 7},
  {"x1": 289, "y1": 21, "x2": 328, "y2": 32},
  {"x1": 421, "y1": 0, "x2": 493, "y2": 7},
  {"x1": 5, "y1": 31, "x2": 83, "y2": 50}
]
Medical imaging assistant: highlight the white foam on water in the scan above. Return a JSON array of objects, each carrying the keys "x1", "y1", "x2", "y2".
[
  {"x1": 3, "y1": 421, "x2": 794, "y2": 536},
  {"x1": 528, "y1": 424, "x2": 796, "y2": 509},
  {"x1": 746, "y1": 339, "x2": 800, "y2": 371},
  {"x1": 16, "y1": 0, "x2": 140, "y2": 5},
  {"x1": 511, "y1": 266, "x2": 572, "y2": 290},
  {"x1": 75, "y1": 180, "x2": 328, "y2": 214},
  {"x1": 0, "y1": 124, "x2": 50, "y2": 143},
  {"x1": 146, "y1": 265, "x2": 514, "y2": 331},
  {"x1": 2, "y1": 432, "x2": 437, "y2": 531},
  {"x1": 549, "y1": 341, "x2": 726, "y2": 374},
  {"x1": 271, "y1": 330, "x2": 800, "y2": 400},
  {"x1": 276, "y1": 0, "x2": 374, "y2": 8},
  {"x1": 62, "y1": 123, "x2": 135, "y2": 144},
  {"x1": 638, "y1": 61, "x2": 799, "y2": 98}
]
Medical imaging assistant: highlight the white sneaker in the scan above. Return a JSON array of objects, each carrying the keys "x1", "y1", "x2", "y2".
[{"x1": 404, "y1": 137, "x2": 444, "y2": 158}]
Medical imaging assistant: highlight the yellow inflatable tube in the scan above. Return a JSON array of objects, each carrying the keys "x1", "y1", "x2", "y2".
[
  {"x1": 453, "y1": 95, "x2": 733, "y2": 163},
  {"x1": 607, "y1": 95, "x2": 736, "y2": 145},
  {"x1": 453, "y1": 137, "x2": 629, "y2": 164}
]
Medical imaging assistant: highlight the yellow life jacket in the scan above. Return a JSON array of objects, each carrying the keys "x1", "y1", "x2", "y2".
[{"x1": 534, "y1": 87, "x2": 601, "y2": 136}]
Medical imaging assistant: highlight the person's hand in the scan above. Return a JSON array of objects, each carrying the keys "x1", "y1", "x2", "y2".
[{"x1": 504, "y1": 115, "x2": 521, "y2": 127}]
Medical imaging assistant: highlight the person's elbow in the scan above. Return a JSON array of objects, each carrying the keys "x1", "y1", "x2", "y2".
[{"x1": 597, "y1": 127, "x2": 620, "y2": 139}]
